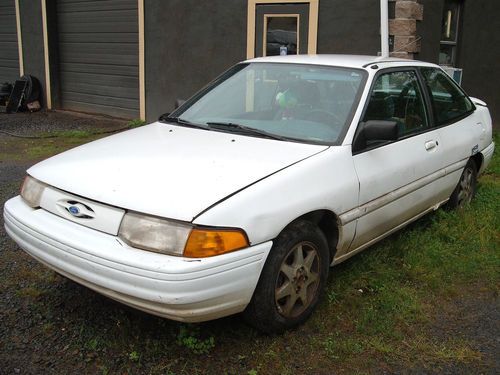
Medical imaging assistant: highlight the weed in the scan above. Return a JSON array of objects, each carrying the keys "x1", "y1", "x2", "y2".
[
  {"x1": 16, "y1": 286, "x2": 43, "y2": 298},
  {"x1": 324, "y1": 334, "x2": 364, "y2": 359},
  {"x1": 176, "y1": 325, "x2": 215, "y2": 355},
  {"x1": 86, "y1": 338, "x2": 99, "y2": 351},
  {"x1": 128, "y1": 118, "x2": 146, "y2": 128},
  {"x1": 327, "y1": 290, "x2": 339, "y2": 304},
  {"x1": 129, "y1": 350, "x2": 140, "y2": 362},
  {"x1": 53, "y1": 130, "x2": 93, "y2": 138}
]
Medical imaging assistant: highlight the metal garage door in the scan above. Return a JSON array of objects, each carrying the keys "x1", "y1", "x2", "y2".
[
  {"x1": 0, "y1": 0, "x2": 20, "y2": 84},
  {"x1": 56, "y1": 0, "x2": 139, "y2": 118}
]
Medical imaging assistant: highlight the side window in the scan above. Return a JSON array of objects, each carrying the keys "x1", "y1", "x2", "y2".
[
  {"x1": 420, "y1": 67, "x2": 474, "y2": 125},
  {"x1": 362, "y1": 70, "x2": 429, "y2": 137}
]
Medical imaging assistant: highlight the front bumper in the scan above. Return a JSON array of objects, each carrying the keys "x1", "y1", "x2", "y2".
[{"x1": 4, "y1": 196, "x2": 272, "y2": 322}]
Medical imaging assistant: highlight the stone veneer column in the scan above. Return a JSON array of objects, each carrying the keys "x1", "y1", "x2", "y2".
[{"x1": 389, "y1": 0, "x2": 424, "y2": 59}]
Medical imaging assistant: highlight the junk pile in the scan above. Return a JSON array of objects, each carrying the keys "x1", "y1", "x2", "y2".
[{"x1": 0, "y1": 75, "x2": 42, "y2": 113}]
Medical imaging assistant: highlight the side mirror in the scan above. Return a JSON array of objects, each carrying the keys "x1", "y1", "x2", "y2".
[
  {"x1": 363, "y1": 120, "x2": 398, "y2": 141},
  {"x1": 353, "y1": 120, "x2": 398, "y2": 153},
  {"x1": 174, "y1": 99, "x2": 186, "y2": 109}
]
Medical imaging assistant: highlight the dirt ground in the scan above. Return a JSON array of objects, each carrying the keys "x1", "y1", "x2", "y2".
[{"x1": 0, "y1": 110, "x2": 498, "y2": 374}]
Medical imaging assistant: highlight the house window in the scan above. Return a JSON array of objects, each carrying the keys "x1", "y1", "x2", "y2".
[
  {"x1": 439, "y1": 0, "x2": 461, "y2": 66},
  {"x1": 263, "y1": 15, "x2": 299, "y2": 56}
]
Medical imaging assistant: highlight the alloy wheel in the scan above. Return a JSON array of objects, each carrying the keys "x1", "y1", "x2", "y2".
[
  {"x1": 457, "y1": 166, "x2": 474, "y2": 206},
  {"x1": 275, "y1": 241, "x2": 321, "y2": 318}
]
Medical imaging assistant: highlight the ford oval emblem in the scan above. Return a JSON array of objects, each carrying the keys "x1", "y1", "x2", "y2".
[{"x1": 68, "y1": 205, "x2": 80, "y2": 216}]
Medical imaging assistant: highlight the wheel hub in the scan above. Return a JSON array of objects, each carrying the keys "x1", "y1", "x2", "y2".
[{"x1": 293, "y1": 267, "x2": 307, "y2": 291}]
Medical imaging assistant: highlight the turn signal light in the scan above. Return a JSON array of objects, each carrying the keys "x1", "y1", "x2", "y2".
[{"x1": 184, "y1": 229, "x2": 249, "y2": 258}]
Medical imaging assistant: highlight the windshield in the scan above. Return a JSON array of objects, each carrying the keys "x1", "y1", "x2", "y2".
[{"x1": 168, "y1": 63, "x2": 367, "y2": 144}]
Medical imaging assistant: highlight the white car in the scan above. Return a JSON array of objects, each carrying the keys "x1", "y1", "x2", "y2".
[{"x1": 4, "y1": 55, "x2": 495, "y2": 333}]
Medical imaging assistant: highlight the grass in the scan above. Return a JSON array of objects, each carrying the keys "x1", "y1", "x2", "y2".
[
  {"x1": 127, "y1": 118, "x2": 146, "y2": 128},
  {"x1": 0, "y1": 132, "x2": 498, "y2": 374},
  {"x1": 0, "y1": 118, "x2": 147, "y2": 161}
]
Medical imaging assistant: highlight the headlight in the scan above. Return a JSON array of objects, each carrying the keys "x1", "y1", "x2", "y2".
[
  {"x1": 118, "y1": 212, "x2": 192, "y2": 255},
  {"x1": 118, "y1": 212, "x2": 249, "y2": 257},
  {"x1": 20, "y1": 176, "x2": 47, "y2": 207}
]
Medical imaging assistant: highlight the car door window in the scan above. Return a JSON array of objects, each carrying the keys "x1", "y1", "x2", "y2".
[
  {"x1": 420, "y1": 67, "x2": 474, "y2": 126},
  {"x1": 362, "y1": 70, "x2": 429, "y2": 137}
]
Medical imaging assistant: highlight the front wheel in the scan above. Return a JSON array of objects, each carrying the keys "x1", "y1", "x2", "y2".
[
  {"x1": 448, "y1": 159, "x2": 478, "y2": 208},
  {"x1": 243, "y1": 220, "x2": 330, "y2": 333}
]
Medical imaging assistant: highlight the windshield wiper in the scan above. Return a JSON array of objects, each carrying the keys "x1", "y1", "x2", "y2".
[
  {"x1": 206, "y1": 121, "x2": 287, "y2": 141},
  {"x1": 159, "y1": 116, "x2": 209, "y2": 130}
]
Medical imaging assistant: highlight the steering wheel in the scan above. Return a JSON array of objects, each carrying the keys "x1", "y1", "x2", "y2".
[{"x1": 300, "y1": 108, "x2": 343, "y2": 125}]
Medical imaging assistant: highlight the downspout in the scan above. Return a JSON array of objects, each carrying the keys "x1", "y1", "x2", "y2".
[{"x1": 380, "y1": 0, "x2": 389, "y2": 57}]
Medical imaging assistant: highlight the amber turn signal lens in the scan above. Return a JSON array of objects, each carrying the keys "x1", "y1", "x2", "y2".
[{"x1": 183, "y1": 229, "x2": 249, "y2": 258}]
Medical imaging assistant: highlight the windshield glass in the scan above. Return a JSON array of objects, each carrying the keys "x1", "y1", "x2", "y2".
[{"x1": 169, "y1": 63, "x2": 367, "y2": 144}]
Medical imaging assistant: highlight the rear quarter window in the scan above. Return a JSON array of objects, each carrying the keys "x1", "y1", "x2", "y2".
[{"x1": 420, "y1": 67, "x2": 474, "y2": 126}]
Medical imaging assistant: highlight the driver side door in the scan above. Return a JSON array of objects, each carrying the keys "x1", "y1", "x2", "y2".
[{"x1": 349, "y1": 68, "x2": 449, "y2": 251}]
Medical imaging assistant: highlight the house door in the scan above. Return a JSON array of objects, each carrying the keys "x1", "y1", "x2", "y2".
[
  {"x1": 54, "y1": 0, "x2": 140, "y2": 119},
  {"x1": 255, "y1": 4, "x2": 308, "y2": 57},
  {"x1": 247, "y1": 0, "x2": 318, "y2": 59}
]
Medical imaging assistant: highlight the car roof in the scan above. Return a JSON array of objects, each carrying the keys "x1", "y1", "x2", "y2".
[{"x1": 245, "y1": 54, "x2": 438, "y2": 69}]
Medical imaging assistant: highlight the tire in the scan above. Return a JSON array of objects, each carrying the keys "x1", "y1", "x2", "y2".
[
  {"x1": 243, "y1": 220, "x2": 330, "y2": 333},
  {"x1": 448, "y1": 159, "x2": 478, "y2": 209}
]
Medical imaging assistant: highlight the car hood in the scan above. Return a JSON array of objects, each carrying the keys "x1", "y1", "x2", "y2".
[{"x1": 28, "y1": 122, "x2": 328, "y2": 221}]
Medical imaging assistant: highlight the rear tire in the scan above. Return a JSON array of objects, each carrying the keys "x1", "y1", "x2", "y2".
[
  {"x1": 448, "y1": 159, "x2": 477, "y2": 208},
  {"x1": 243, "y1": 220, "x2": 329, "y2": 333}
]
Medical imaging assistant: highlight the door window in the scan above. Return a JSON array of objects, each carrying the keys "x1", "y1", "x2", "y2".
[
  {"x1": 362, "y1": 70, "x2": 429, "y2": 137},
  {"x1": 420, "y1": 67, "x2": 474, "y2": 125}
]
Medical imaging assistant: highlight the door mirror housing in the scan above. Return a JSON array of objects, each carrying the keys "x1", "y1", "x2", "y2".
[{"x1": 353, "y1": 120, "x2": 398, "y2": 153}]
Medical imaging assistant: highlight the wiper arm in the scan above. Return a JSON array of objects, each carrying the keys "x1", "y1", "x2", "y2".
[
  {"x1": 159, "y1": 116, "x2": 209, "y2": 130},
  {"x1": 206, "y1": 121, "x2": 286, "y2": 141}
]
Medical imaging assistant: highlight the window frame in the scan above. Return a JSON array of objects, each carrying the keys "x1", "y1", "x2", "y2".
[
  {"x1": 439, "y1": 0, "x2": 462, "y2": 66},
  {"x1": 246, "y1": 0, "x2": 319, "y2": 59},
  {"x1": 418, "y1": 66, "x2": 476, "y2": 128},
  {"x1": 352, "y1": 66, "x2": 435, "y2": 155}
]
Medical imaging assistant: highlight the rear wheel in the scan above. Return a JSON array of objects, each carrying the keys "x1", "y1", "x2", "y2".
[
  {"x1": 448, "y1": 159, "x2": 477, "y2": 208},
  {"x1": 243, "y1": 220, "x2": 329, "y2": 333}
]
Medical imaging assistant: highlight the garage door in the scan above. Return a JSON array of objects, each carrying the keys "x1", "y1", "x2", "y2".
[
  {"x1": 0, "y1": 0, "x2": 20, "y2": 84},
  {"x1": 56, "y1": 0, "x2": 139, "y2": 118}
]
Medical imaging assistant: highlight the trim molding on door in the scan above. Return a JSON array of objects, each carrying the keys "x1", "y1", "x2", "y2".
[
  {"x1": 334, "y1": 198, "x2": 449, "y2": 265},
  {"x1": 338, "y1": 158, "x2": 468, "y2": 225},
  {"x1": 14, "y1": 0, "x2": 24, "y2": 76},
  {"x1": 41, "y1": 0, "x2": 51, "y2": 109},
  {"x1": 138, "y1": 0, "x2": 145, "y2": 121},
  {"x1": 246, "y1": 0, "x2": 319, "y2": 59}
]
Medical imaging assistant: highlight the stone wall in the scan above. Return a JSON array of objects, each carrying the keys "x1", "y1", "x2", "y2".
[{"x1": 389, "y1": 0, "x2": 423, "y2": 59}]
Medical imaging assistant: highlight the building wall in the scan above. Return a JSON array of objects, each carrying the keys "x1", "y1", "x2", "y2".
[
  {"x1": 144, "y1": 0, "x2": 248, "y2": 121},
  {"x1": 8, "y1": 0, "x2": 499, "y2": 126},
  {"x1": 416, "y1": 0, "x2": 443, "y2": 63},
  {"x1": 144, "y1": 0, "x2": 384, "y2": 121},
  {"x1": 317, "y1": 0, "x2": 380, "y2": 55},
  {"x1": 458, "y1": 0, "x2": 500, "y2": 126}
]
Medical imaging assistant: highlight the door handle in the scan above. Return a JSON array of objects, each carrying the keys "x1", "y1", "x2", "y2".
[{"x1": 425, "y1": 140, "x2": 438, "y2": 151}]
